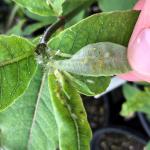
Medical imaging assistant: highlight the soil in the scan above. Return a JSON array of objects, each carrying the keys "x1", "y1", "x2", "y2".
[
  {"x1": 91, "y1": 128, "x2": 146, "y2": 150},
  {"x1": 83, "y1": 87, "x2": 148, "y2": 149},
  {"x1": 82, "y1": 95, "x2": 109, "y2": 131},
  {"x1": 108, "y1": 87, "x2": 145, "y2": 131}
]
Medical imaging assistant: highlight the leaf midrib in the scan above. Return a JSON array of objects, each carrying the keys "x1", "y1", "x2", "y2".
[
  {"x1": 27, "y1": 73, "x2": 46, "y2": 149},
  {"x1": 0, "y1": 52, "x2": 34, "y2": 67}
]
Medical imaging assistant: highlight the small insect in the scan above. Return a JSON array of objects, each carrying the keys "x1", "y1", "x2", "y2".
[{"x1": 53, "y1": 42, "x2": 131, "y2": 76}]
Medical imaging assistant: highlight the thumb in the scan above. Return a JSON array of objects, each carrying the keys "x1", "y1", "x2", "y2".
[{"x1": 128, "y1": 0, "x2": 150, "y2": 80}]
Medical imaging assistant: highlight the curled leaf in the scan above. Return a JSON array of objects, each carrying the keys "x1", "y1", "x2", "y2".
[
  {"x1": 53, "y1": 42, "x2": 131, "y2": 77},
  {"x1": 63, "y1": 72, "x2": 111, "y2": 96}
]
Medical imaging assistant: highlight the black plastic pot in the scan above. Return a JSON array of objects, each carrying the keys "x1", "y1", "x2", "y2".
[
  {"x1": 0, "y1": 1, "x2": 11, "y2": 29},
  {"x1": 83, "y1": 95, "x2": 110, "y2": 131},
  {"x1": 91, "y1": 127, "x2": 147, "y2": 150},
  {"x1": 138, "y1": 112, "x2": 150, "y2": 137}
]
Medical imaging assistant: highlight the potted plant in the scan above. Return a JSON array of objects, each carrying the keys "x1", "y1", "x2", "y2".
[
  {"x1": 0, "y1": 0, "x2": 149, "y2": 150},
  {"x1": 91, "y1": 127, "x2": 147, "y2": 150}
]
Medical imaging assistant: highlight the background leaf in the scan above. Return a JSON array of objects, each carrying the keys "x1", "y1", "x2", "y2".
[
  {"x1": 65, "y1": 11, "x2": 85, "y2": 28},
  {"x1": 145, "y1": 142, "x2": 150, "y2": 150},
  {"x1": 121, "y1": 84, "x2": 150, "y2": 117},
  {"x1": 123, "y1": 84, "x2": 140, "y2": 100},
  {"x1": 6, "y1": 20, "x2": 25, "y2": 36},
  {"x1": 22, "y1": 22, "x2": 50, "y2": 36},
  {"x1": 24, "y1": 10, "x2": 57, "y2": 22},
  {"x1": 62, "y1": 0, "x2": 92, "y2": 15},
  {"x1": 0, "y1": 67, "x2": 59, "y2": 150},
  {"x1": 46, "y1": 0, "x2": 65, "y2": 16},
  {"x1": 12, "y1": 0, "x2": 64, "y2": 16},
  {"x1": 98, "y1": 0, "x2": 137, "y2": 11},
  {"x1": 0, "y1": 35, "x2": 37, "y2": 111},
  {"x1": 49, "y1": 71, "x2": 92, "y2": 150}
]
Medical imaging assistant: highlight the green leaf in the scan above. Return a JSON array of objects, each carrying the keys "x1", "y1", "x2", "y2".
[
  {"x1": 46, "y1": 0, "x2": 65, "y2": 16},
  {"x1": 48, "y1": 10, "x2": 139, "y2": 54},
  {"x1": 98, "y1": 0, "x2": 137, "y2": 11},
  {"x1": 24, "y1": 10, "x2": 57, "y2": 22},
  {"x1": 53, "y1": 42, "x2": 131, "y2": 76},
  {"x1": 63, "y1": 72, "x2": 111, "y2": 96},
  {"x1": 0, "y1": 35, "x2": 37, "y2": 111},
  {"x1": 65, "y1": 11, "x2": 85, "y2": 28},
  {"x1": 12, "y1": 0, "x2": 64, "y2": 16},
  {"x1": 123, "y1": 84, "x2": 140, "y2": 100},
  {"x1": 23, "y1": 22, "x2": 50, "y2": 36},
  {"x1": 49, "y1": 70, "x2": 92, "y2": 150},
  {"x1": 62, "y1": 0, "x2": 89, "y2": 15},
  {"x1": 145, "y1": 142, "x2": 150, "y2": 150},
  {"x1": 121, "y1": 84, "x2": 150, "y2": 117},
  {"x1": 0, "y1": 67, "x2": 59, "y2": 150},
  {"x1": 0, "y1": 66, "x2": 92, "y2": 149},
  {"x1": 7, "y1": 20, "x2": 25, "y2": 36},
  {"x1": 49, "y1": 10, "x2": 138, "y2": 95}
]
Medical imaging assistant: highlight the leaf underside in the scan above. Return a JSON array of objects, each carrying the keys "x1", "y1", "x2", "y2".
[
  {"x1": 49, "y1": 71, "x2": 92, "y2": 150},
  {"x1": 0, "y1": 67, "x2": 92, "y2": 150},
  {"x1": 54, "y1": 42, "x2": 131, "y2": 76},
  {"x1": 0, "y1": 67, "x2": 58, "y2": 150},
  {"x1": 0, "y1": 35, "x2": 37, "y2": 111}
]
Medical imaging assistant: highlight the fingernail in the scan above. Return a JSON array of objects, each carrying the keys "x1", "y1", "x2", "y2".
[{"x1": 128, "y1": 28, "x2": 150, "y2": 77}]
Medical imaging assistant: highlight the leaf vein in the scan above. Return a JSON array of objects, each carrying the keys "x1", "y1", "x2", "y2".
[{"x1": 27, "y1": 73, "x2": 46, "y2": 149}]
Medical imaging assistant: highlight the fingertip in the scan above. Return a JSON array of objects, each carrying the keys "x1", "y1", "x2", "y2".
[
  {"x1": 118, "y1": 71, "x2": 142, "y2": 82},
  {"x1": 133, "y1": 0, "x2": 145, "y2": 10},
  {"x1": 128, "y1": 28, "x2": 150, "y2": 77}
]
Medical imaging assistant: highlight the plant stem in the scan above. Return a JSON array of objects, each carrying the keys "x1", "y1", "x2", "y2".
[
  {"x1": 40, "y1": 2, "x2": 91, "y2": 43},
  {"x1": 36, "y1": 0, "x2": 96, "y2": 55},
  {"x1": 40, "y1": 18, "x2": 65, "y2": 44},
  {"x1": 41, "y1": 1, "x2": 95, "y2": 44}
]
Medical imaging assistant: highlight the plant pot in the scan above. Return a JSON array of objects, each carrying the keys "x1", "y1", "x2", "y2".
[
  {"x1": 91, "y1": 127, "x2": 147, "y2": 150},
  {"x1": 0, "y1": 0, "x2": 11, "y2": 32},
  {"x1": 82, "y1": 95, "x2": 110, "y2": 131},
  {"x1": 138, "y1": 112, "x2": 150, "y2": 137}
]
